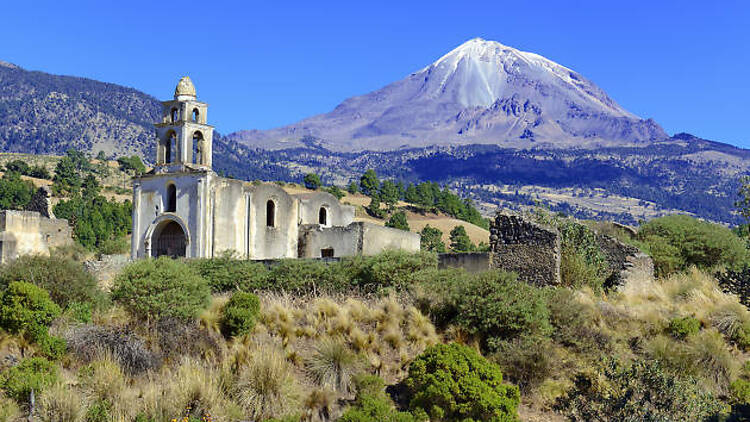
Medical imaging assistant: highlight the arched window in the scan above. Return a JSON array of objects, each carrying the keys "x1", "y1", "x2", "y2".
[
  {"x1": 192, "y1": 108, "x2": 200, "y2": 122},
  {"x1": 192, "y1": 131, "x2": 203, "y2": 164},
  {"x1": 166, "y1": 184, "x2": 176, "y2": 212},
  {"x1": 170, "y1": 108, "x2": 178, "y2": 123},
  {"x1": 319, "y1": 207, "x2": 328, "y2": 226},
  {"x1": 266, "y1": 200, "x2": 276, "y2": 227},
  {"x1": 165, "y1": 132, "x2": 177, "y2": 164}
]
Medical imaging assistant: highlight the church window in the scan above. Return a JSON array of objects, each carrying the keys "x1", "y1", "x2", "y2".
[
  {"x1": 321, "y1": 248, "x2": 334, "y2": 258},
  {"x1": 166, "y1": 184, "x2": 176, "y2": 212},
  {"x1": 171, "y1": 108, "x2": 178, "y2": 123},
  {"x1": 319, "y1": 207, "x2": 328, "y2": 226},
  {"x1": 192, "y1": 131, "x2": 203, "y2": 164},
  {"x1": 192, "y1": 108, "x2": 200, "y2": 122},
  {"x1": 165, "y1": 131, "x2": 177, "y2": 164},
  {"x1": 266, "y1": 200, "x2": 276, "y2": 227}
]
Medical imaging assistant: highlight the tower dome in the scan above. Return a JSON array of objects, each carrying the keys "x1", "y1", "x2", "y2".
[{"x1": 174, "y1": 76, "x2": 196, "y2": 99}]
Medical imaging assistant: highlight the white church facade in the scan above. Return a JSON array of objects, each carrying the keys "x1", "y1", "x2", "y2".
[{"x1": 131, "y1": 77, "x2": 419, "y2": 260}]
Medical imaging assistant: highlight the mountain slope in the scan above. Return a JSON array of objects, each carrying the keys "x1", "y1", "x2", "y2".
[{"x1": 228, "y1": 38, "x2": 666, "y2": 151}]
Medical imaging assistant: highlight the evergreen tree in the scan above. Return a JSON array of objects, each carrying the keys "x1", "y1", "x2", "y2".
[
  {"x1": 386, "y1": 211, "x2": 410, "y2": 231},
  {"x1": 405, "y1": 183, "x2": 419, "y2": 204},
  {"x1": 347, "y1": 181, "x2": 359, "y2": 194},
  {"x1": 360, "y1": 169, "x2": 379, "y2": 197},
  {"x1": 5, "y1": 160, "x2": 30, "y2": 175},
  {"x1": 420, "y1": 225, "x2": 446, "y2": 253},
  {"x1": 367, "y1": 195, "x2": 384, "y2": 218},
  {"x1": 0, "y1": 172, "x2": 35, "y2": 210},
  {"x1": 303, "y1": 173, "x2": 322, "y2": 190},
  {"x1": 379, "y1": 180, "x2": 400, "y2": 211},
  {"x1": 325, "y1": 185, "x2": 346, "y2": 200},
  {"x1": 449, "y1": 225, "x2": 474, "y2": 253},
  {"x1": 52, "y1": 156, "x2": 81, "y2": 195},
  {"x1": 416, "y1": 183, "x2": 435, "y2": 209}
]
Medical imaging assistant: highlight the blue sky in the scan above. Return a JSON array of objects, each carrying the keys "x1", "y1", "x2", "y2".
[{"x1": 1, "y1": 1, "x2": 749, "y2": 147}]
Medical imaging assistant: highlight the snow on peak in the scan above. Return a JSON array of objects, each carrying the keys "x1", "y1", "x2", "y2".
[{"x1": 417, "y1": 38, "x2": 632, "y2": 117}]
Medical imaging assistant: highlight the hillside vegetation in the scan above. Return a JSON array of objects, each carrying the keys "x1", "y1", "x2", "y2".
[{"x1": 0, "y1": 209, "x2": 747, "y2": 420}]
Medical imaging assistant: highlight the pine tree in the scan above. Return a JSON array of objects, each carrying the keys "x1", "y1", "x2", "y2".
[
  {"x1": 360, "y1": 169, "x2": 379, "y2": 197},
  {"x1": 420, "y1": 225, "x2": 446, "y2": 253},
  {"x1": 385, "y1": 211, "x2": 410, "y2": 231},
  {"x1": 449, "y1": 225, "x2": 474, "y2": 253}
]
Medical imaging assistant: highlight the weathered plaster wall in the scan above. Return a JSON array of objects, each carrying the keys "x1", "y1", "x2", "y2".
[
  {"x1": 361, "y1": 223, "x2": 420, "y2": 255},
  {"x1": 294, "y1": 192, "x2": 355, "y2": 227},
  {"x1": 246, "y1": 183, "x2": 298, "y2": 259},
  {"x1": 211, "y1": 178, "x2": 247, "y2": 256},
  {"x1": 489, "y1": 213, "x2": 561, "y2": 286},
  {"x1": 298, "y1": 224, "x2": 361, "y2": 258},
  {"x1": 0, "y1": 211, "x2": 73, "y2": 263}
]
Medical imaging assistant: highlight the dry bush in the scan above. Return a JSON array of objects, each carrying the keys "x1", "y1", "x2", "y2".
[
  {"x1": 199, "y1": 294, "x2": 230, "y2": 335},
  {"x1": 64, "y1": 324, "x2": 160, "y2": 375},
  {"x1": 155, "y1": 318, "x2": 223, "y2": 362}
]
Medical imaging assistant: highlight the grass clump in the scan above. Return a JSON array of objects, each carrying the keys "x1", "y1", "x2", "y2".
[
  {"x1": 233, "y1": 344, "x2": 303, "y2": 421},
  {"x1": 111, "y1": 257, "x2": 210, "y2": 322},
  {"x1": 221, "y1": 291, "x2": 260, "y2": 338},
  {"x1": 305, "y1": 336, "x2": 364, "y2": 393}
]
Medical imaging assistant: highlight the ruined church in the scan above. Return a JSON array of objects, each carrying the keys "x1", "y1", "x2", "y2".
[{"x1": 131, "y1": 77, "x2": 419, "y2": 259}]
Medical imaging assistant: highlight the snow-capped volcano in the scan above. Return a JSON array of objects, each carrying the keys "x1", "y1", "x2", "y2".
[{"x1": 228, "y1": 38, "x2": 666, "y2": 151}]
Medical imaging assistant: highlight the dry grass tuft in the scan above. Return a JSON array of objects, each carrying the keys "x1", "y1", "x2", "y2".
[{"x1": 234, "y1": 342, "x2": 303, "y2": 420}]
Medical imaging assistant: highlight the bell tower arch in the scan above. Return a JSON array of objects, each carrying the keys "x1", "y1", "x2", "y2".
[{"x1": 154, "y1": 76, "x2": 214, "y2": 169}]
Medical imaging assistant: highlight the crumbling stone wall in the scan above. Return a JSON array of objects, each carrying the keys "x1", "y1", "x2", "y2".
[
  {"x1": 489, "y1": 213, "x2": 561, "y2": 286},
  {"x1": 596, "y1": 234, "x2": 653, "y2": 289}
]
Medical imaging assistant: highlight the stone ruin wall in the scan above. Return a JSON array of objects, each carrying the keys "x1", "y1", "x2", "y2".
[
  {"x1": 489, "y1": 213, "x2": 561, "y2": 286},
  {"x1": 489, "y1": 212, "x2": 653, "y2": 288}
]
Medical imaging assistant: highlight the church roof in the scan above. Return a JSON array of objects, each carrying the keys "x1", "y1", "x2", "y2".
[{"x1": 174, "y1": 76, "x2": 196, "y2": 98}]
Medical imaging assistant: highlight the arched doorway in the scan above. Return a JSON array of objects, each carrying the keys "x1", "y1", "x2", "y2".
[{"x1": 152, "y1": 220, "x2": 186, "y2": 258}]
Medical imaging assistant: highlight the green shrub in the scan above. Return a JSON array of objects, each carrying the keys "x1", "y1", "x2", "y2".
[
  {"x1": 546, "y1": 288, "x2": 601, "y2": 352},
  {"x1": 339, "y1": 393, "x2": 417, "y2": 422},
  {"x1": 266, "y1": 259, "x2": 349, "y2": 293},
  {"x1": 638, "y1": 215, "x2": 749, "y2": 276},
  {"x1": 1, "y1": 357, "x2": 58, "y2": 403},
  {"x1": 405, "y1": 343, "x2": 520, "y2": 421},
  {"x1": 560, "y1": 245, "x2": 606, "y2": 291},
  {"x1": 731, "y1": 378, "x2": 750, "y2": 404},
  {"x1": 221, "y1": 291, "x2": 260, "y2": 338},
  {"x1": 111, "y1": 257, "x2": 210, "y2": 322},
  {"x1": 186, "y1": 253, "x2": 270, "y2": 292},
  {"x1": 454, "y1": 271, "x2": 551, "y2": 349},
  {"x1": 492, "y1": 336, "x2": 555, "y2": 393},
  {"x1": 0, "y1": 281, "x2": 60, "y2": 333},
  {"x1": 0, "y1": 282, "x2": 65, "y2": 359},
  {"x1": 96, "y1": 235, "x2": 129, "y2": 256},
  {"x1": 66, "y1": 301, "x2": 93, "y2": 323},
  {"x1": 344, "y1": 250, "x2": 438, "y2": 292},
  {"x1": 668, "y1": 316, "x2": 701, "y2": 339},
  {"x1": 86, "y1": 399, "x2": 111, "y2": 422},
  {"x1": 0, "y1": 254, "x2": 107, "y2": 310},
  {"x1": 556, "y1": 358, "x2": 723, "y2": 421}
]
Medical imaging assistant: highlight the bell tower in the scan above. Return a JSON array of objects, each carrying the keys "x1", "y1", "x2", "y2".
[{"x1": 154, "y1": 76, "x2": 213, "y2": 169}]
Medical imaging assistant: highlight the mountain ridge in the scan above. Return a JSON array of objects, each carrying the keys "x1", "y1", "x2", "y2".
[{"x1": 227, "y1": 38, "x2": 667, "y2": 152}]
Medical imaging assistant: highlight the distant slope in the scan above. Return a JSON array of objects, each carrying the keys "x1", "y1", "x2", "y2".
[
  {"x1": 228, "y1": 38, "x2": 666, "y2": 152},
  {"x1": 0, "y1": 61, "x2": 159, "y2": 156}
]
